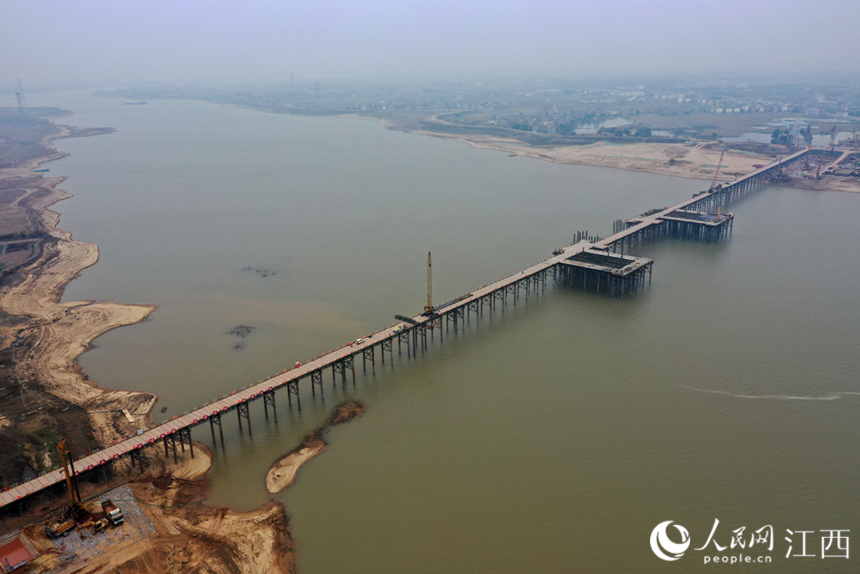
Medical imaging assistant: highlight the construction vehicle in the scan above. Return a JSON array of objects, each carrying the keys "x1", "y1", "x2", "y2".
[
  {"x1": 78, "y1": 518, "x2": 110, "y2": 540},
  {"x1": 46, "y1": 517, "x2": 76, "y2": 538},
  {"x1": 102, "y1": 499, "x2": 124, "y2": 526},
  {"x1": 77, "y1": 517, "x2": 109, "y2": 538},
  {"x1": 45, "y1": 438, "x2": 86, "y2": 538}
]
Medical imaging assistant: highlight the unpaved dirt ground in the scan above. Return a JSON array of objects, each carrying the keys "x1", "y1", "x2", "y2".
[
  {"x1": 418, "y1": 131, "x2": 860, "y2": 196},
  {"x1": 0, "y1": 124, "x2": 157, "y2": 457},
  {"x1": 419, "y1": 133, "x2": 776, "y2": 182},
  {"x1": 783, "y1": 174, "x2": 860, "y2": 193},
  {"x1": 24, "y1": 445, "x2": 296, "y2": 574}
]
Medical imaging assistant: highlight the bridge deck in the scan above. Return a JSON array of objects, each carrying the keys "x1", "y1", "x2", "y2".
[
  {"x1": 599, "y1": 147, "x2": 808, "y2": 247},
  {"x1": 0, "y1": 147, "x2": 811, "y2": 510}
]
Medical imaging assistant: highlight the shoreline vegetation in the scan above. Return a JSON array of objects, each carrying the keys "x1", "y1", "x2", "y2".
[{"x1": 0, "y1": 100, "x2": 855, "y2": 571}]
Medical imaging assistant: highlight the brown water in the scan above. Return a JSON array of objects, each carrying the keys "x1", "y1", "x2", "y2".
[{"x1": 43, "y1": 91, "x2": 860, "y2": 573}]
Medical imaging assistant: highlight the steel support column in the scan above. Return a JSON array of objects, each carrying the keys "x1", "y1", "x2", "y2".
[
  {"x1": 264, "y1": 390, "x2": 277, "y2": 422},
  {"x1": 311, "y1": 370, "x2": 323, "y2": 398},
  {"x1": 381, "y1": 339, "x2": 392, "y2": 364},
  {"x1": 209, "y1": 412, "x2": 224, "y2": 446},
  {"x1": 237, "y1": 401, "x2": 252, "y2": 436},
  {"x1": 363, "y1": 346, "x2": 375, "y2": 374},
  {"x1": 287, "y1": 380, "x2": 301, "y2": 411},
  {"x1": 180, "y1": 427, "x2": 194, "y2": 458}
]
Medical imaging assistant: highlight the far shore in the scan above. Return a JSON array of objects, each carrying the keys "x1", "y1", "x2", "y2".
[
  {"x1": 409, "y1": 131, "x2": 860, "y2": 193},
  {"x1": 282, "y1": 106, "x2": 859, "y2": 193}
]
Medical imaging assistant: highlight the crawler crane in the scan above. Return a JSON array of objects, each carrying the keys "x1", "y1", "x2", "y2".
[
  {"x1": 44, "y1": 438, "x2": 107, "y2": 537},
  {"x1": 45, "y1": 438, "x2": 83, "y2": 537}
]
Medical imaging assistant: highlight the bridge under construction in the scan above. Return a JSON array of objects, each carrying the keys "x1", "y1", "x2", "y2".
[{"x1": 0, "y1": 148, "x2": 810, "y2": 512}]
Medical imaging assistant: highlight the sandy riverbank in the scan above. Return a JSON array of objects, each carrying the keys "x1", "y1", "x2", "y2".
[
  {"x1": 20, "y1": 400, "x2": 367, "y2": 573},
  {"x1": 0, "y1": 115, "x2": 300, "y2": 574},
  {"x1": 411, "y1": 131, "x2": 860, "y2": 193},
  {"x1": 417, "y1": 132, "x2": 774, "y2": 182},
  {"x1": 0, "y1": 125, "x2": 157, "y2": 449}
]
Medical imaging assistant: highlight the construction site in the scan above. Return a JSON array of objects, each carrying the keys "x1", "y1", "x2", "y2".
[
  {"x1": 0, "y1": 437, "x2": 293, "y2": 574},
  {"x1": 0, "y1": 438, "x2": 127, "y2": 571}
]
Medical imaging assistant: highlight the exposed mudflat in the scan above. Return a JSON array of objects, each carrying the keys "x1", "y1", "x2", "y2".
[{"x1": 266, "y1": 400, "x2": 366, "y2": 494}]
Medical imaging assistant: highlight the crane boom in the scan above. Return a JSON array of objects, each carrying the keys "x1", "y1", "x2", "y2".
[
  {"x1": 425, "y1": 252, "x2": 434, "y2": 315},
  {"x1": 56, "y1": 438, "x2": 79, "y2": 506},
  {"x1": 709, "y1": 152, "x2": 725, "y2": 191}
]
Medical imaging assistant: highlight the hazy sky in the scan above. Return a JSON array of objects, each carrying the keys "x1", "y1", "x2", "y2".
[{"x1": 3, "y1": 0, "x2": 858, "y2": 91}]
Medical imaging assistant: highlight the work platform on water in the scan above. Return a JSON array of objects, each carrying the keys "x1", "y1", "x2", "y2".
[
  {"x1": 558, "y1": 248, "x2": 652, "y2": 297},
  {"x1": 624, "y1": 208, "x2": 735, "y2": 244},
  {"x1": 0, "y1": 148, "x2": 812, "y2": 512}
]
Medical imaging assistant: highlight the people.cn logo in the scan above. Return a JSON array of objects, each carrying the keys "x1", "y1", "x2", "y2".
[{"x1": 650, "y1": 520, "x2": 691, "y2": 561}]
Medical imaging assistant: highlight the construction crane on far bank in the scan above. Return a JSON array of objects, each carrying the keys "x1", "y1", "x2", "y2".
[
  {"x1": 15, "y1": 78, "x2": 27, "y2": 116},
  {"x1": 424, "y1": 252, "x2": 434, "y2": 315},
  {"x1": 709, "y1": 152, "x2": 725, "y2": 192}
]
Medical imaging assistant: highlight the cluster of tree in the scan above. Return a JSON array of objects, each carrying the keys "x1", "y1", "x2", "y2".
[
  {"x1": 556, "y1": 122, "x2": 579, "y2": 135},
  {"x1": 597, "y1": 126, "x2": 652, "y2": 137},
  {"x1": 771, "y1": 129, "x2": 791, "y2": 146},
  {"x1": 772, "y1": 125, "x2": 812, "y2": 147}
]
